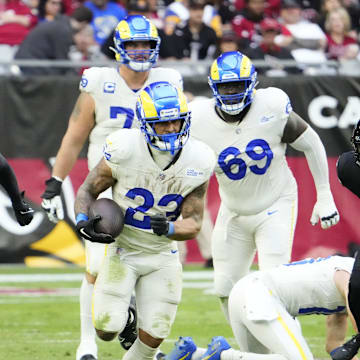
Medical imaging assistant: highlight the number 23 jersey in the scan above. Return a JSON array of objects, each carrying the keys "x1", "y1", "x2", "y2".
[
  {"x1": 80, "y1": 66, "x2": 183, "y2": 170},
  {"x1": 189, "y1": 87, "x2": 297, "y2": 216},
  {"x1": 103, "y1": 129, "x2": 216, "y2": 253}
]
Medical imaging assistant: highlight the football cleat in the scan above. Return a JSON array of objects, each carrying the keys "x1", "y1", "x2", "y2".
[
  {"x1": 330, "y1": 334, "x2": 360, "y2": 360},
  {"x1": 164, "y1": 336, "x2": 197, "y2": 360},
  {"x1": 79, "y1": 356, "x2": 96, "y2": 360},
  {"x1": 156, "y1": 352, "x2": 166, "y2": 360},
  {"x1": 200, "y1": 336, "x2": 231, "y2": 360},
  {"x1": 76, "y1": 341, "x2": 97, "y2": 360},
  {"x1": 118, "y1": 302, "x2": 137, "y2": 350}
]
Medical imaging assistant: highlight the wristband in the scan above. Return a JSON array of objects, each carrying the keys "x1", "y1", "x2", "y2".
[
  {"x1": 76, "y1": 213, "x2": 89, "y2": 224},
  {"x1": 167, "y1": 222, "x2": 175, "y2": 236}
]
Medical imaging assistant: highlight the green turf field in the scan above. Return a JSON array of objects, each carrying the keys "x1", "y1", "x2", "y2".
[{"x1": 0, "y1": 265, "x2": 353, "y2": 359}]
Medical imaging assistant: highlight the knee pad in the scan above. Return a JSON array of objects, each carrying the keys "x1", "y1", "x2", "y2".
[
  {"x1": 143, "y1": 315, "x2": 172, "y2": 340},
  {"x1": 94, "y1": 309, "x2": 128, "y2": 334}
]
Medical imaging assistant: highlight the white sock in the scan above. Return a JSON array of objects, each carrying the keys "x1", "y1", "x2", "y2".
[
  {"x1": 122, "y1": 338, "x2": 158, "y2": 360},
  {"x1": 191, "y1": 347, "x2": 207, "y2": 359},
  {"x1": 220, "y1": 349, "x2": 287, "y2": 360},
  {"x1": 79, "y1": 278, "x2": 96, "y2": 345}
]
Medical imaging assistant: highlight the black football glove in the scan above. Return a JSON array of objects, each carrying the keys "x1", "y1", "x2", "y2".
[
  {"x1": 41, "y1": 177, "x2": 62, "y2": 199},
  {"x1": 12, "y1": 191, "x2": 34, "y2": 226},
  {"x1": 330, "y1": 334, "x2": 360, "y2": 360},
  {"x1": 150, "y1": 214, "x2": 170, "y2": 236},
  {"x1": 41, "y1": 177, "x2": 64, "y2": 223},
  {"x1": 76, "y1": 215, "x2": 115, "y2": 244}
]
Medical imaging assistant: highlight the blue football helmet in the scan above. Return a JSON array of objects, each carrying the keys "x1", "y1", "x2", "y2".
[
  {"x1": 208, "y1": 51, "x2": 257, "y2": 115},
  {"x1": 136, "y1": 82, "x2": 191, "y2": 155},
  {"x1": 113, "y1": 15, "x2": 161, "y2": 72}
]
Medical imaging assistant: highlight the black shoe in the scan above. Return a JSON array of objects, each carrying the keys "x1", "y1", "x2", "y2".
[
  {"x1": 204, "y1": 258, "x2": 213, "y2": 268},
  {"x1": 155, "y1": 352, "x2": 166, "y2": 360},
  {"x1": 80, "y1": 355, "x2": 96, "y2": 360},
  {"x1": 331, "y1": 334, "x2": 360, "y2": 360},
  {"x1": 118, "y1": 303, "x2": 137, "y2": 350}
]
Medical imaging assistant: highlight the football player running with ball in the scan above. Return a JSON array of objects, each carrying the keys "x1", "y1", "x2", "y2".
[
  {"x1": 188, "y1": 51, "x2": 340, "y2": 322},
  {"x1": 40, "y1": 15, "x2": 183, "y2": 360},
  {"x1": 74, "y1": 81, "x2": 216, "y2": 360}
]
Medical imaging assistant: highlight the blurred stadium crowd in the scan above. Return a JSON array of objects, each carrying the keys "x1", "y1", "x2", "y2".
[{"x1": 0, "y1": 0, "x2": 359, "y2": 76}]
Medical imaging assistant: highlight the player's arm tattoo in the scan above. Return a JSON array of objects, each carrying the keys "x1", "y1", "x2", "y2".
[
  {"x1": 170, "y1": 181, "x2": 209, "y2": 240},
  {"x1": 75, "y1": 159, "x2": 116, "y2": 215},
  {"x1": 70, "y1": 95, "x2": 83, "y2": 121},
  {"x1": 281, "y1": 111, "x2": 308, "y2": 144},
  {"x1": 181, "y1": 181, "x2": 208, "y2": 224},
  {"x1": 70, "y1": 93, "x2": 95, "y2": 124}
]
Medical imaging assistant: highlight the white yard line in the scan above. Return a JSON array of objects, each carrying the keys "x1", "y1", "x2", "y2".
[
  {"x1": 0, "y1": 271, "x2": 214, "y2": 283},
  {"x1": 0, "y1": 271, "x2": 215, "y2": 295}
]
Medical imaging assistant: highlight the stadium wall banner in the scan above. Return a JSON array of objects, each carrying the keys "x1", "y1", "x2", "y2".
[{"x1": 0, "y1": 75, "x2": 359, "y2": 266}]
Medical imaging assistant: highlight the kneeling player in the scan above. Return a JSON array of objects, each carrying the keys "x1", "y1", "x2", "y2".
[{"x1": 161, "y1": 255, "x2": 358, "y2": 360}]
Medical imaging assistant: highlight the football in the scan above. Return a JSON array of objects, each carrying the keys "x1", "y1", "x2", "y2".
[{"x1": 88, "y1": 198, "x2": 125, "y2": 238}]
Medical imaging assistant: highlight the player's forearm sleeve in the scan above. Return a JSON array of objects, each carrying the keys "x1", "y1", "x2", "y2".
[
  {"x1": 289, "y1": 126, "x2": 330, "y2": 192},
  {"x1": 0, "y1": 153, "x2": 22, "y2": 206}
]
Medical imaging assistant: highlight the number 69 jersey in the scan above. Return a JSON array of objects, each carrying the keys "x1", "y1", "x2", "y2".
[
  {"x1": 189, "y1": 87, "x2": 297, "y2": 216},
  {"x1": 103, "y1": 128, "x2": 216, "y2": 253},
  {"x1": 79, "y1": 66, "x2": 183, "y2": 170}
]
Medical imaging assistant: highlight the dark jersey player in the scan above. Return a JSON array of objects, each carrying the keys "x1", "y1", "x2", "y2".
[
  {"x1": 337, "y1": 121, "x2": 360, "y2": 198},
  {"x1": 0, "y1": 153, "x2": 33, "y2": 226},
  {"x1": 332, "y1": 120, "x2": 360, "y2": 360}
]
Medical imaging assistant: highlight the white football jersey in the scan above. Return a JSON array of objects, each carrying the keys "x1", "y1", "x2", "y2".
[
  {"x1": 79, "y1": 66, "x2": 183, "y2": 170},
  {"x1": 261, "y1": 256, "x2": 354, "y2": 317},
  {"x1": 103, "y1": 129, "x2": 216, "y2": 253},
  {"x1": 189, "y1": 87, "x2": 297, "y2": 215}
]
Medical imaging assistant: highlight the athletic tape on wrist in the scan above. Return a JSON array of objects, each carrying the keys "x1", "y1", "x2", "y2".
[
  {"x1": 76, "y1": 213, "x2": 89, "y2": 224},
  {"x1": 167, "y1": 222, "x2": 175, "y2": 236}
]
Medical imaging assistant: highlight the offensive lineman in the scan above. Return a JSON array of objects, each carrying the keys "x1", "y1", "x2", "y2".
[
  {"x1": 74, "y1": 81, "x2": 216, "y2": 360},
  {"x1": 189, "y1": 51, "x2": 340, "y2": 321},
  {"x1": 40, "y1": 15, "x2": 183, "y2": 360},
  {"x1": 162, "y1": 255, "x2": 358, "y2": 360}
]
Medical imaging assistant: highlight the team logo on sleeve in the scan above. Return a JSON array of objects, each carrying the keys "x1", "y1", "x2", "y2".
[
  {"x1": 104, "y1": 82, "x2": 116, "y2": 94},
  {"x1": 80, "y1": 77, "x2": 88, "y2": 88}
]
